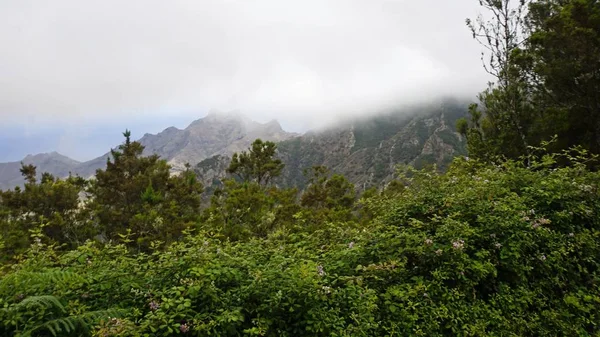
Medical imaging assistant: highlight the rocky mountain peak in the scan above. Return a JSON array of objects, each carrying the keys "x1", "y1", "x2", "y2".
[{"x1": 23, "y1": 151, "x2": 80, "y2": 165}]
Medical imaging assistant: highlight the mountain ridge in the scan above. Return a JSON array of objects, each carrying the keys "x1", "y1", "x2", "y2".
[
  {"x1": 0, "y1": 112, "x2": 297, "y2": 189},
  {"x1": 195, "y1": 98, "x2": 469, "y2": 191},
  {"x1": 0, "y1": 99, "x2": 469, "y2": 191}
]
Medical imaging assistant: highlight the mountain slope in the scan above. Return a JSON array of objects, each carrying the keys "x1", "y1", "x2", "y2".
[
  {"x1": 139, "y1": 110, "x2": 293, "y2": 171},
  {"x1": 0, "y1": 111, "x2": 296, "y2": 189},
  {"x1": 195, "y1": 99, "x2": 468, "y2": 191},
  {"x1": 0, "y1": 152, "x2": 81, "y2": 190}
]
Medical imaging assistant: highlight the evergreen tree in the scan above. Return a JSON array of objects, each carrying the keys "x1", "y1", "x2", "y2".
[
  {"x1": 227, "y1": 139, "x2": 284, "y2": 185},
  {"x1": 459, "y1": 0, "x2": 600, "y2": 162},
  {"x1": 202, "y1": 139, "x2": 296, "y2": 240},
  {"x1": 0, "y1": 164, "x2": 87, "y2": 261},
  {"x1": 525, "y1": 0, "x2": 600, "y2": 154},
  {"x1": 89, "y1": 130, "x2": 203, "y2": 247},
  {"x1": 300, "y1": 166, "x2": 356, "y2": 223}
]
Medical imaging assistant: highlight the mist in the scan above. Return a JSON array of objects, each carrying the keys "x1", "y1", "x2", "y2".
[{"x1": 0, "y1": 0, "x2": 489, "y2": 161}]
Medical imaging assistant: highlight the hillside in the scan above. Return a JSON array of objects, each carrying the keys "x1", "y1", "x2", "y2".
[
  {"x1": 0, "y1": 152, "x2": 81, "y2": 191},
  {"x1": 196, "y1": 98, "x2": 468, "y2": 191},
  {"x1": 0, "y1": 111, "x2": 296, "y2": 189}
]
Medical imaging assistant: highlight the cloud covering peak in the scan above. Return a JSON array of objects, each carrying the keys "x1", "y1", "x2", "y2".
[{"x1": 1, "y1": 0, "x2": 486, "y2": 127}]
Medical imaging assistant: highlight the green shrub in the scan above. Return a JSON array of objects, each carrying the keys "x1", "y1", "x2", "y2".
[{"x1": 0, "y1": 149, "x2": 598, "y2": 336}]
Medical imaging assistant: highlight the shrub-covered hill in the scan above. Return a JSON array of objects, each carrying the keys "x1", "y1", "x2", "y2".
[{"x1": 1, "y1": 151, "x2": 599, "y2": 336}]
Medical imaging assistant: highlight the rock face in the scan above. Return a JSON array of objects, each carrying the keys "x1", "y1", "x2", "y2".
[
  {"x1": 139, "y1": 110, "x2": 294, "y2": 171},
  {"x1": 0, "y1": 152, "x2": 81, "y2": 190},
  {"x1": 0, "y1": 100, "x2": 468, "y2": 191},
  {"x1": 195, "y1": 99, "x2": 468, "y2": 191},
  {"x1": 0, "y1": 110, "x2": 296, "y2": 190}
]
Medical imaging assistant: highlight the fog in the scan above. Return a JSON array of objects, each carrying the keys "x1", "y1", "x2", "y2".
[{"x1": 0, "y1": 0, "x2": 488, "y2": 161}]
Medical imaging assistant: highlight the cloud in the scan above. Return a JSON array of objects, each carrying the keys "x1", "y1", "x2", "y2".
[{"x1": 0, "y1": 0, "x2": 488, "y2": 133}]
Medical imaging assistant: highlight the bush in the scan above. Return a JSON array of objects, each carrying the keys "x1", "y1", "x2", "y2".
[{"x1": 0, "y1": 150, "x2": 598, "y2": 336}]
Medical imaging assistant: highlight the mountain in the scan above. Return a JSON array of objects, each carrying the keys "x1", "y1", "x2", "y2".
[
  {"x1": 138, "y1": 110, "x2": 294, "y2": 171},
  {"x1": 0, "y1": 152, "x2": 81, "y2": 190},
  {"x1": 0, "y1": 111, "x2": 296, "y2": 190},
  {"x1": 195, "y1": 99, "x2": 469, "y2": 191}
]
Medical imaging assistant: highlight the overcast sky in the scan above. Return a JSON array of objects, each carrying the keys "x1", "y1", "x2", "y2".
[{"x1": 0, "y1": 0, "x2": 489, "y2": 161}]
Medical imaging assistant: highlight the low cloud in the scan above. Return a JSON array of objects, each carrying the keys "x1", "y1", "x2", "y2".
[{"x1": 0, "y1": 0, "x2": 488, "y2": 141}]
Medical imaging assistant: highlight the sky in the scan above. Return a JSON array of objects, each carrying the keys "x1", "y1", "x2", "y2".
[{"x1": 0, "y1": 0, "x2": 489, "y2": 162}]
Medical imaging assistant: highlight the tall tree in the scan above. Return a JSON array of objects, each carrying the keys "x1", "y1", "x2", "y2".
[
  {"x1": 89, "y1": 130, "x2": 203, "y2": 247},
  {"x1": 458, "y1": 0, "x2": 536, "y2": 161},
  {"x1": 202, "y1": 139, "x2": 296, "y2": 240},
  {"x1": 459, "y1": 0, "x2": 600, "y2": 162},
  {"x1": 0, "y1": 164, "x2": 87, "y2": 260},
  {"x1": 525, "y1": 0, "x2": 600, "y2": 154},
  {"x1": 300, "y1": 166, "x2": 356, "y2": 223},
  {"x1": 227, "y1": 139, "x2": 284, "y2": 185}
]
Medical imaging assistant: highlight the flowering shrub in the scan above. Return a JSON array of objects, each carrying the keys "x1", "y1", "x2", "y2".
[{"x1": 0, "y1": 151, "x2": 599, "y2": 336}]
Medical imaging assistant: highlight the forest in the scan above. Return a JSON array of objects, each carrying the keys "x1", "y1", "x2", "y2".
[{"x1": 1, "y1": 0, "x2": 600, "y2": 335}]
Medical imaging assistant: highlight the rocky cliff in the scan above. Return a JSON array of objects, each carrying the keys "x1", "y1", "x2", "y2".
[
  {"x1": 195, "y1": 99, "x2": 468, "y2": 191},
  {"x1": 0, "y1": 111, "x2": 296, "y2": 189}
]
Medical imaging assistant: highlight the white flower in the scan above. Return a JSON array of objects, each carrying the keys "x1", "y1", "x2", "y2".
[{"x1": 452, "y1": 239, "x2": 465, "y2": 250}]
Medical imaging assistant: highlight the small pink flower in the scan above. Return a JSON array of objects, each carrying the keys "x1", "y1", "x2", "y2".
[
  {"x1": 149, "y1": 300, "x2": 160, "y2": 311},
  {"x1": 424, "y1": 238, "x2": 433, "y2": 246},
  {"x1": 348, "y1": 241, "x2": 355, "y2": 249},
  {"x1": 179, "y1": 323, "x2": 189, "y2": 333},
  {"x1": 435, "y1": 249, "x2": 443, "y2": 256},
  {"x1": 452, "y1": 239, "x2": 465, "y2": 250}
]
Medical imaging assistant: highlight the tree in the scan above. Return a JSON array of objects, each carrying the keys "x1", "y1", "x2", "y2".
[
  {"x1": 525, "y1": 0, "x2": 600, "y2": 155},
  {"x1": 202, "y1": 140, "x2": 297, "y2": 240},
  {"x1": 458, "y1": 0, "x2": 536, "y2": 161},
  {"x1": 0, "y1": 164, "x2": 87, "y2": 260},
  {"x1": 227, "y1": 139, "x2": 284, "y2": 185},
  {"x1": 89, "y1": 130, "x2": 203, "y2": 247},
  {"x1": 300, "y1": 166, "x2": 356, "y2": 223},
  {"x1": 459, "y1": 0, "x2": 600, "y2": 162},
  {"x1": 19, "y1": 164, "x2": 37, "y2": 184}
]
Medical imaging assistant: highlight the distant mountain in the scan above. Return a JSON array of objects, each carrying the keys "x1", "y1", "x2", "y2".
[
  {"x1": 1, "y1": 101, "x2": 469, "y2": 191},
  {"x1": 0, "y1": 111, "x2": 296, "y2": 190},
  {"x1": 0, "y1": 152, "x2": 81, "y2": 190},
  {"x1": 195, "y1": 99, "x2": 469, "y2": 191},
  {"x1": 138, "y1": 110, "x2": 294, "y2": 171}
]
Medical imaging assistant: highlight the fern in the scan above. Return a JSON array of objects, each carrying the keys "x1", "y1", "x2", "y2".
[
  {"x1": 1, "y1": 294, "x2": 125, "y2": 337},
  {"x1": 15, "y1": 295, "x2": 65, "y2": 312},
  {"x1": 19, "y1": 308, "x2": 126, "y2": 337},
  {"x1": 0, "y1": 270, "x2": 85, "y2": 295}
]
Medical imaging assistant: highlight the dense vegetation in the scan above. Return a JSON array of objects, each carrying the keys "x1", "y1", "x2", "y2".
[
  {"x1": 0, "y1": 0, "x2": 599, "y2": 335},
  {"x1": 1, "y1": 145, "x2": 599, "y2": 336},
  {"x1": 457, "y1": 0, "x2": 600, "y2": 162}
]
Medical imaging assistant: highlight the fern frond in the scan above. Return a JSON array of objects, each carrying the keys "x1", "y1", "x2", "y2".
[
  {"x1": 16, "y1": 295, "x2": 65, "y2": 313},
  {"x1": 19, "y1": 308, "x2": 127, "y2": 337},
  {"x1": 0, "y1": 270, "x2": 85, "y2": 295}
]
